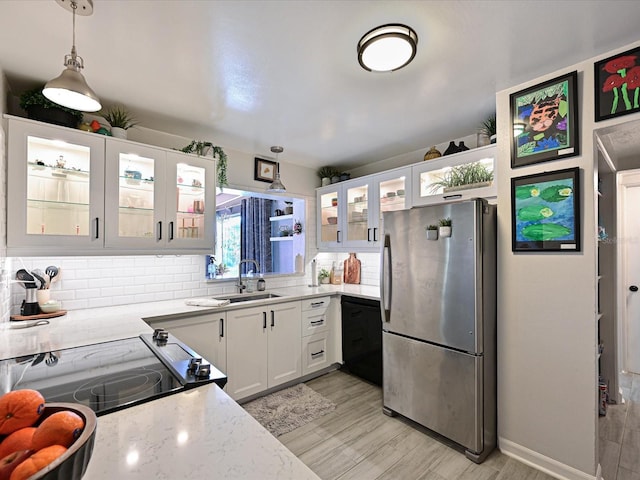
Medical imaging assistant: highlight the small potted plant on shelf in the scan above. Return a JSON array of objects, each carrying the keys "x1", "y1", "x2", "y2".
[
  {"x1": 318, "y1": 269, "x2": 330, "y2": 284},
  {"x1": 180, "y1": 140, "x2": 228, "y2": 188},
  {"x1": 19, "y1": 86, "x2": 84, "y2": 129},
  {"x1": 101, "y1": 105, "x2": 138, "y2": 139},
  {"x1": 479, "y1": 113, "x2": 497, "y2": 145},
  {"x1": 428, "y1": 161, "x2": 494, "y2": 194},
  {"x1": 439, "y1": 218, "x2": 452, "y2": 238},
  {"x1": 317, "y1": 166, "x2": 340, "y2": 187},
  {"x1": 426, "y1": 224, "x2": 439, "y2": 240}
]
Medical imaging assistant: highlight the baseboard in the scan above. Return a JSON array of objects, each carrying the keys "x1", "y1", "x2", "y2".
[{"x1": 499, "y1": 437, "x2": 597, "y2": 480}]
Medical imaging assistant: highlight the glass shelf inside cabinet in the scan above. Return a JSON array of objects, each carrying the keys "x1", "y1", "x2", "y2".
[
  {"x1": 118, "y1": 153, "x2": 155, "y2": 238},
  {"x1": 176, "y1": 214, "x2": 205, "y2": 239},
  {"x1": 320, "y1": 191, "x2": 339, "y2": 242},
  {"x1": 26, "y1": 136, "x2": 92, "y2": 236}
]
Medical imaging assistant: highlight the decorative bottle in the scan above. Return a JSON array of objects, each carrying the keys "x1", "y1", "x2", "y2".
[
  {"x1": 443, "y1": 141, "x2": 460, "y2": 156},
  {"x1": 458, "y1": 141, "x2": 469, "y2": 151}
]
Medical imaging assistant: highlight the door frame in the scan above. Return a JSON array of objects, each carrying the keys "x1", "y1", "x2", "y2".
[{"x1": 617, "y1": 169, "x2": 640, "y2": 375}]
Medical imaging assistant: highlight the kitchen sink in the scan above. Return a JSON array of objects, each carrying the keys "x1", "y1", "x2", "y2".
[{"x1": 215, "y1": 293, "x2": 283, "y2": 303}]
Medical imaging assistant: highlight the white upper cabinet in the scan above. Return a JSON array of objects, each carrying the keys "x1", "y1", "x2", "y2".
[
  {"x1": 104, "y1": 142, "x2": 214, "y2": 250},
  {"x1": 316, "y1": 166, "x2": 412, "y2": 251},
  {"x1": 6, "y1": 116, "x2": 215, "y2": 255},
  {"x1": 411, "y1": 144, "x2": 497, "y2": 206},
  {"x1": 7, "y1": 117, "x2": 106, "y2": 255}
]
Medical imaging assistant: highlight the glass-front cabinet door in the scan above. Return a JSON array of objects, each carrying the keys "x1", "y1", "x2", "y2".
[
  {"x1": 344, "y1": 179, "x2": 371, "y2": 248},
  {"x1": 104, "y1": 140, "x2": 166, "y2": 249},
  {"x1": 164, "y1": 151, "x2": 215, "y2": 249},
  {"x1": 372, "y1": 167, "x2": 412, "y2": 245},
  {"x1": 7, "y1": 118, "x2": 105, "y2": 253},
  {"x1": 317, "y1": 186, "x2": 342, "y2": 248}
]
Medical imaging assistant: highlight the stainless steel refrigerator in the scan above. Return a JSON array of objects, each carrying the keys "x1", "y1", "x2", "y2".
[{"x1": 380, "y1": 198, "x2": 496, "y2": 463}]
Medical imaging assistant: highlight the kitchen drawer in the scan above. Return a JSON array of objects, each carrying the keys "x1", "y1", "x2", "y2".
[
  {"x1": 301, "y1": 309, "x2": 329, "y2": 336},
  {"x1": 301, "y1": 296, "x2": 331, "y2": 313},
  {"x1": 302, "y1": 332, "x2": 330, "y2": 375}
]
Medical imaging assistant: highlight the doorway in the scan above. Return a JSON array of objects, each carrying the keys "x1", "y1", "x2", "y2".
[{"x1": 617, "y1": 170, "x2": 640, "y2": 375}]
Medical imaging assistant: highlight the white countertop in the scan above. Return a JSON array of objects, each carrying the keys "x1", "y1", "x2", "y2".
[{"x1": 1, "y1": 283, "x2": 380, "y2": 480}]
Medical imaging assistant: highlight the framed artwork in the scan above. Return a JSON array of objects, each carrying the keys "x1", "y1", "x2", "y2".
[
  {"x1": 510, "y1": 71, "x2": 580, "y2": 168},
  {"x1": 594, "y1": 46, "x2": 640, "y2": 122},
  {"x1": 511, "y1": 167, "x2": 581, "y2": 252},
  {"x1": 254, "y1": 157, "x2": 277, "y2": 183}
]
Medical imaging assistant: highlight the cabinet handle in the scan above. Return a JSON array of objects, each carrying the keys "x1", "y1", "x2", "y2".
[
  {"x1": 311, "y1": 350, "x2": 325, "y2": 358},
  {"x1": 219, "y1": 318, "x2": 224, "y2": 338},
  {"x1": 310, "y1": 319, "x2": 324, "y2": 326},
  {"x1": 263, "y1": 312, "x2": 267, "y2": 329},
  {"x1": 443, "y1": 194, "x2": 462, "y2": 200},
  {"x1": 270, "y1": 310, "x2": 275, "y2": 327},
  {"x1": 373, "y1": 227, "x2": 378, "y2": 242},
  {"x1": 310, "y1": 301, "x2": 325, "y2": 307},
  {"x1": 94, "y1": 217, "x2": 100, "y2": 239},
  {"x1": 367, "y1": 228, "x2": 372, "y2": 242},
  {"x1": 169, "y1": 221, "x2": 174, "y2": 241},
  {"x1": 157, "y1": 221, "x2": 162, "y2": 240},
  {"x1": 337, "y1": 230, "x2": 341, "y2": 243}
]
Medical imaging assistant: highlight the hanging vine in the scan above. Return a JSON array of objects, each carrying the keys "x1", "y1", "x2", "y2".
[{"x1": 180, "y1": 140, "x2": 228, "y2": 187}]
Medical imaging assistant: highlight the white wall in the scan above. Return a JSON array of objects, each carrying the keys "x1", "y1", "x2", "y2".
[{"x1": 496, "y1": 41, "x2": 640, "y2": 479}]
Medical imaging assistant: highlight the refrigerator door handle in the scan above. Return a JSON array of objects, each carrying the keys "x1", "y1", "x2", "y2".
[{"x1": 380, "y1": 234, "x2": 391, "y2": 322}]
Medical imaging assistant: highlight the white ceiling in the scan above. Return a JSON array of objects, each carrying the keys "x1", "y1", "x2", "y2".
[{"x1": 1, "y1": 0, "x2": 640, "y2": 171}]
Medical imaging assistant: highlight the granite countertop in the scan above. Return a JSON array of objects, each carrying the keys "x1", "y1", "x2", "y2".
[{"x1": 1, "y1": 283, "x2": 380, "y2": 480}]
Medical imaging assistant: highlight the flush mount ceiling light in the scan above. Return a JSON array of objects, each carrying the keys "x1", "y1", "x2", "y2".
[
  {"x1": 357, "y1": 23, "x2": 418, "y2": 72},
  {"x1": 43, "y1": 0, "x2": 101, "y2": 112},
  {"x1": 266, "y1": 146, "x2": 286, "y2": 193}
]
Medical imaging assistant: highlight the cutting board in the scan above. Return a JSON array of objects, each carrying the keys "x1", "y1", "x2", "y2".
[
  {"x1": 343, "y1": 253, "x2": 361, "y2": 284},
  {"x1": 10, "y1": 310, "x2": 67, "y2": 321}
]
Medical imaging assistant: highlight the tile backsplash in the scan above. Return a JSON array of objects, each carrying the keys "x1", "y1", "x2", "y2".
[{"x1": 7, "y1": 252, "x2": 380, "y2": 317}]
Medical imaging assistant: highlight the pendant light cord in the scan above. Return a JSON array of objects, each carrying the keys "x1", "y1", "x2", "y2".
[{"x1": 71, "y1": 1, "x2": 77, "y2": 58}]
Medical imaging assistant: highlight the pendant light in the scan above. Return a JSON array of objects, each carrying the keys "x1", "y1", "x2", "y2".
[
  {"x1": 266, "y1": 146, "x2": 286, "y2": 193},
  {"x1": 357, "y1": 24, "x2": 418, "y2": 72},
  {"x1": 43, "y1": 0, "x2": 101, "y2": 112}
]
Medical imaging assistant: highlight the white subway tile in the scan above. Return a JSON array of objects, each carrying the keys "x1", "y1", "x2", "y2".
[{"x1": 75, "y1": 288, "x2": 102, "y2": 299}]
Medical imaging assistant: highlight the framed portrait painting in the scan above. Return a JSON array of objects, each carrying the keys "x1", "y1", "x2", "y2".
[
  {"x1": 594, "y1": 46, "x2": 640, "y2": 122},
  {"x1": 510, "y1": 71, "x2": 580, "y2": 168},
  {"x1": 511, "y1": 167, "x2": 581, "y2": 252},
  {"x1": 254, "y1": 157, "x2": 277, "y2": 183}
]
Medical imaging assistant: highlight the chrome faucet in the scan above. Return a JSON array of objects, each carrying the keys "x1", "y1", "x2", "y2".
[{"x1": 237, "y1": 259, "x2": 260, "y2": 293}]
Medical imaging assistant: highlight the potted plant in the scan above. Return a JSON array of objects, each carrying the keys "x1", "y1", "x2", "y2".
[
  {"x1": 181, "y1": 140, "x2": 228, "y2": 187},
  {"x1": 101, "y1": 105, "x2": 138, "y2": 139},
  {"x1": 426, "y1": 225, "x2": 438, "y2": 240},
  {"x1": 318, "y1": 269, "x2": 330, "y2": 284},
  {"x1": 429, "y1": 161, "x2": 494, "y2": 194},
  {"x1": 479, "y1": 113, "x2": 497, "y2": 145},
  {"x1": 439, "y1": 218, "x2": 452, "y2": 237},
  {"x1": 19, "y1": 86, "x2": 83, "y2": 129},
  {"x1": 318, "y1": 166, "x2": 339, "y2": 187}
]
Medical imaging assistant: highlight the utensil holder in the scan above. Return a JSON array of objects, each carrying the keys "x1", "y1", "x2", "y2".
[{"x1": 37, "y1": 289, "x2": 51, "y2": 305}]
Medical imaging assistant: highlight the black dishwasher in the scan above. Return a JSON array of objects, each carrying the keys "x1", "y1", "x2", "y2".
[{"x1": 341, "y1": 295, "x2": 382, "y2": 386}]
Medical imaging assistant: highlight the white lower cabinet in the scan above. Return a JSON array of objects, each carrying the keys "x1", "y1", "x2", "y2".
[
  {"x1": 301, "y1": 296, "x2": 334, "y2": 375},
  {"x1": 145, "y1": 313, "x2": 227, "y2": 374},
  {"x1": 227, "y1": 301, "x2": 302, "y2": 400}
]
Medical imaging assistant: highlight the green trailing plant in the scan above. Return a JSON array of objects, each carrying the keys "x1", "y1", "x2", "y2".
[
  {"x1": 180, "y1": 140, "x2": 228, "y2": 187},
  {"x1": 479, "y1": 113, "x2": 496, "y2": 138},
  {"x1": 317, "y1": 166, "x2": 340, "y2": 179},
  {"x1": 428, "y1": 161, "x2": 494, "y2": 193},
  {"x1": 101, "y1": 105, "x2": 138, "y2": 130},
  {"x1": 426, "y1": 224, "x2": 438, "y2": 231},
  {"x1": 439, "y1": 217, "x2": 452, "y2": 227},
  {"x1": 19, "y1": 86, "x2": 84, "y2": 123}
]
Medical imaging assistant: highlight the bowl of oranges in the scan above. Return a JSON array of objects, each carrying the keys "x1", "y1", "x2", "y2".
[{"x1": 0, "y1": 389, "x2": 96, "y2": 480}]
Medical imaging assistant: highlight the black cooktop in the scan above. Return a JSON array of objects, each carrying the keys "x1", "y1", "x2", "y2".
[{"x1": 1, "y1": 332, "x2": 226, "y2": 416}]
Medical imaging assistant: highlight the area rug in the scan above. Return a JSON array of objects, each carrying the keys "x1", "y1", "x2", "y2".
[{"x1": 242, "y1": 383, "x2": 337, "y2": 437}]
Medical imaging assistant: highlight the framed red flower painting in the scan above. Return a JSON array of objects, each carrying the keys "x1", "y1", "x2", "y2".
[{"x1": 595, "y1": 46, "x2": 640, "y2": 122}]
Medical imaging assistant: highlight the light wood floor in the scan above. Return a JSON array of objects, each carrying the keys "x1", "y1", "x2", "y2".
[
  {"x1": 599, "y1": 372, "x2": 640, "y2": 480},
  {"x1": 278, "y1": 370, "x2": 556, "y2": 480}
]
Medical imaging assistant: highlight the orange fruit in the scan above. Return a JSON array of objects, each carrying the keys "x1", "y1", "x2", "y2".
[
  {"x1": 0, "y1": 427, "x2": 35, "y2": 459},
  {"x1": 8, "y1": 445, "x2": 66, "y2": 480},
  {"x1": 0, "y1": 390, "x2": 45, "y2": 435},
  {"x1": 31, "y1": 411, "x2": 84, "y2": 451}
]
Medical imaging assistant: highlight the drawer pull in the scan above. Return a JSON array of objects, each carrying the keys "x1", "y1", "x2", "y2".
[
  {"x1": 219, "y1": 318, "x2": 224, "y2": 338},
  {"x1": 310, "y1": 301, "x2": 325, "y2": 307},
  {"x1": 311, "y1": 350, "x2": 325, "y2": 358},
  {"x1": 310, "y1": 319, "x2": 324, "y2": 326}
]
